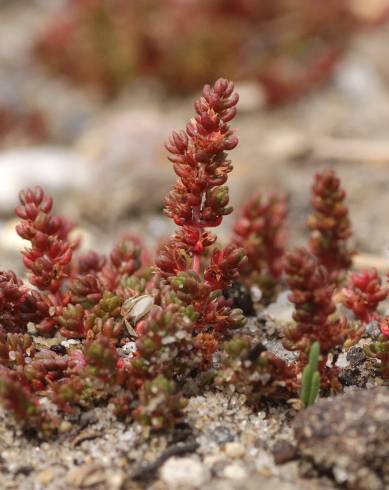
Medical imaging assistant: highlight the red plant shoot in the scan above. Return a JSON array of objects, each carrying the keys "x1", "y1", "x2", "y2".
[
  {"x1": 156, "y1": 78, "x2": 247, "y2": 341},
  {"x1": 162, "y1": 78, "x2": 240, "y2": 274},
  {"x1": 340, "y1": 269, "x2": 388, "y2": 324},
  {"x1": 307, "y1": 169, "x2": 353, "y2": 282}
]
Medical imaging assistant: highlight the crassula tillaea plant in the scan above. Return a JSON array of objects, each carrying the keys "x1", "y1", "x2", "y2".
[
  {"x1": 1, "y1": 77, "x2": 387, "y2": 438},
  {"x1": 341, "y1": 268, "x2": 389, "y2": 378},
  {"x1": 340, "y1": 269, "x2": 388, "y2": 324},
  {"x1": 283, "y1": 247, "x2": 360, "y2": 391},
  {"x1": 307, "y1": 169, "x2": 353, "y2": 283},
  {"x1": 155, "y1": 78, "x2": 247, "y2": 345},
  {"x1": 364, "y1": 320, "x2": 389, "y2": 379},
  {"x1": 0, "y1": 79, "x2": 249, "y2": 435},
  {"x1": 215, "y1": 335, "x2": 296, "y2": 405},
  {"x1": 232, "y1": 192, "x2": 287, "y2": 302}
]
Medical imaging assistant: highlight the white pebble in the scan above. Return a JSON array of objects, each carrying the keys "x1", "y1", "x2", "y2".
[
  {"x1": 223, "y1": 462, "x2": 247, "y2": 480},
  {"x1": 160, "y1": 457, "x2": 209, "y2": 488},
  {"x1": 122, "y1": 341, "x2": 137, "y2": 357},
  {"x1": 224, "y1": 442, "x2": 245, "y2": 458},
  {"x1": 61, "y1": 339, "x2": 80, "y2": 348}
]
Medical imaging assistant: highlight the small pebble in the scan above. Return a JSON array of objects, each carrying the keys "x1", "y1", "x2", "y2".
[
  {"x1": 222, "y1": 462, "x2": 247, "y2": 480},
  {"x1": 250, "y1": 286, "x2": 262, "y2": 303},
  {"x1": 37, "y1": 468, "x2": 55, "y2": 485},
  {"x1": 224, "y1": 442, "x2": 245, "y2": 459},
  {"x1": 272, "y1": 440, "x2": 297, "y2": 465},
  {"x1": 61, "y1": 339, "x2": 81, "y2": 348},
  {"x1": 211, "y1": 425, "x2": 234, "y2": 445},
  {"x1": 59, "y1": 421, "x2": 73, "y2": 433},
  {"x1": 122, "y1": 341, "x2": 137, "y2": 357},
  {"x1": 160, "y1": 457, "x2": 209, "y2": 488}
]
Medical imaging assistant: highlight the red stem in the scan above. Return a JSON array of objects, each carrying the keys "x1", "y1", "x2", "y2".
[
  {"x1": 192, "y1": 251, "x2": 201, "y2": 275},
  {"x1": 192, "y1": 205, "x2": 203, "y2": 275}
]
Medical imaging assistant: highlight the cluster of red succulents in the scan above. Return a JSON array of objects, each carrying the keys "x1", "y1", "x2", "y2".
[
  {"x1": 283, "y1": 247, "x2": 361, "y2": 390},
  {"x1": 288, "y1": 172, "x2": 389, "y2": 381},
  {"x1": 1, "y1": 183, "x2": 194, "y2": 433},
  {"x1": 232, "y1": 192, "x2": 287, "y2": 302},
  {"x1": 0, "y1": 79, "x2": 249, "y2": 436},
  {"x1": 16, "y1": 187, "x2": 76, "y2": 294},
  {"x1": 34, "y1": 0, "x2": 389, "y2": 103},
  {"x1": 307, "y1": 169, "x2": 354, "y2": 283},
  {"x1": 2, "y1": 78, "x2": 389, "y2": 438}
]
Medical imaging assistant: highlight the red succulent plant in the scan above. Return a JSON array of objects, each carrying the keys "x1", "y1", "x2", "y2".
[
  {"x1": 232, "y1": 192, "x2": 287, "y2": 301},
  {"x1": 307, "y1": 169, "x2": 353, "y2": 283},
  {"x1": 340, "y1": 269, "x2": 388, "y2": 324},
  {"x1": 283, "y1": 247, "x2": 359, "y2": 390},
  {"x1": 156, "y1": 78, "x2": 247, "y2": 338}
]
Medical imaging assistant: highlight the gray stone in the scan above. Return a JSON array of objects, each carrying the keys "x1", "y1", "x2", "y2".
[
  {"x1": 211, "y1": 425, "x2": 235, "y2": 445},
  {"x1": 294, "y1": 387, "x2": 389, "y2": 490}
]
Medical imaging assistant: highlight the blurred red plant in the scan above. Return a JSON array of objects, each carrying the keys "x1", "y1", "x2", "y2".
[
  {"x1": 232, "y1": 192, "x2": 287, "y2": 302},
  {"x1": 34, "y1": 0, "x2": 389, "y2": 103},
  {"x1": 283, "y1": 247, "x2": 360, "y2": 390},
  {"x1": 340, "y1": 269, "x2": 388, "y2": 324},
  {"x1": 308, "y1": 169, "x2": 353, "y2": 283}
]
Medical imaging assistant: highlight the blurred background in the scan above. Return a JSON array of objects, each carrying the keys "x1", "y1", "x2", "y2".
[{"x1": 1, "y1": 0, "x2": 389, "y2": 270}]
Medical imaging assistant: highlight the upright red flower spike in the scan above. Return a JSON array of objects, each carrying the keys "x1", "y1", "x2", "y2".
[
  {"x1": 232, "y1": 192, "x2": 287, "y2": 301},
  {"x1": 307, "y1": 169, "x2": 353, "y2": 282},
  {"x1": 283, "y1": 247, "x2": 356, "y2": 389},
  {"x1": 158, "y1": 78, "x2": 241, "y2": 276},
  {"x1": 15, "y1": 186, "x2": 75, "y2": 293},
  {"x1": 340, "y1": 269, "x2": 388, "y2": 324},
  {"x1": 155, "y1": 79, "x2": 246, "y2": 337}
]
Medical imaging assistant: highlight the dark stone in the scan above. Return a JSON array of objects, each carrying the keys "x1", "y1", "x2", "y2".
[
  {"x1": 223, "y1": 281, "x2": 255, "y2": 316},
  {"x1": 14, "y1": 465, "x2": 33, "y2": 476},
  {"x1": 293, "y1": 387, "x2": 389, "y2": 490},
  {"x1": 340, "y1": 347, "x2": 369, "y2": 387},
  {"x1": 50, "y1": 344, "x2": 66, "y2": 355},
  {"x1": 247, "y1": 342, "x2": 267, "y2": 362},
  {"x1": 339, "y1": 367, "x2": 367, "y2": 388},
  {"x1": 346, "y1": 347, "x2": 366, "y2": 367},
  {"x1": 272, "y1": 439, "x2": 298, "y2": 465},
  {"x1": 171, "y1": 422, "x2": 194, "y2": 443}
]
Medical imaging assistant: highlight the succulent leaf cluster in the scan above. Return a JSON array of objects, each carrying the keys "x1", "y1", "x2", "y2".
[
  {"x1": 341, "y1": 269, "x2": 389, "y2": 378},
  {"x1": 283, "y1": 247, "x2": 359, "y2": 390},
  {"x1": 232, "y1": 192, "x2": 287, "y2": 302},
  {"x1": 307, "y1": 169, "x2": 353, "y2": 282}
]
